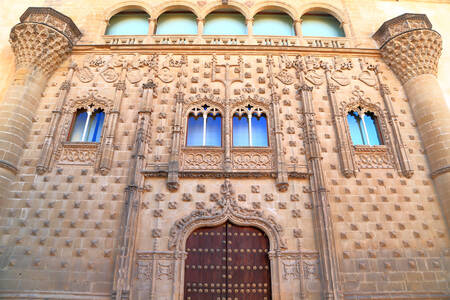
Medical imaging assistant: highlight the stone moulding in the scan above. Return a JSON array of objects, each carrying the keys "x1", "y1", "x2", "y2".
[
  {"x1": 20, "y1": 7, "x2": 81, "y2": 43},
  {"x1": 372, "y1": 13, "x2": 432, "y2": 47},
  {"x1": 168, "y1": 179, "x2": 287, "y2": 252}
]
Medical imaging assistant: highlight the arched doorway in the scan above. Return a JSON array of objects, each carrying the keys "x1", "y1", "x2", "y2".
[{"x1": 184, "y1": 221, "x2": 272, "y2": 300}]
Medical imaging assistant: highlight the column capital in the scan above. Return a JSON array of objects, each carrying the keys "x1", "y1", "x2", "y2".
[
  {"x1": 373, "y1": 13, "x2": 442, "y2": 84},
  {"x1": 9, "y1": 7, "x2": 82, "y2": 78}
]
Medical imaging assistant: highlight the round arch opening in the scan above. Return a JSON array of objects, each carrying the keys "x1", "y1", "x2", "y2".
[
  {"x1": 301, "y1": 11, "x2": 345, "y2": 37},
  {"x1": 105, "y1": 9, "x2": 150, "y2": 35}
]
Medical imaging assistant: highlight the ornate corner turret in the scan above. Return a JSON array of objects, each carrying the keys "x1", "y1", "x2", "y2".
[
  {"x1": 374, "y1": 13, "x2": 450, "y2": 227},
  {"x1": 9, "y1": 7, "x2": 82, "y2": 77},
  {"x1": 372, "y1": 13, "x2": 442, "y2": 84},
  {"x1": 0, "y1": 7, "x2": 81, "y2": 200}
]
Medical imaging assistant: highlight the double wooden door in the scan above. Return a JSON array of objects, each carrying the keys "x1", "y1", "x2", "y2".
[{"x1": 184, "y1": 221, "x2": 271, "y2": 300}]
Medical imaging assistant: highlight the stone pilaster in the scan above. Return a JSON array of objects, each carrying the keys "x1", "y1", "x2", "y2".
[
  {"x1": 0, "y1": 7, "x2": 81, "y2": 200},
  {"x1": 374, "y1": 13, "x2": 450, "y2": 227}
]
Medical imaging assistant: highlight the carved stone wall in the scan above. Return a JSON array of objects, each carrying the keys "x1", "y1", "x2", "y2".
[{"x1": 0, "y1": 4, "x2": 449, "y2": 300}]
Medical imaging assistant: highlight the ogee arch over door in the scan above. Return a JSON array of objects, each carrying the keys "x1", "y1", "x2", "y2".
[{"x1": 184, "y1": 221, "x2": 271, "y2": 300}]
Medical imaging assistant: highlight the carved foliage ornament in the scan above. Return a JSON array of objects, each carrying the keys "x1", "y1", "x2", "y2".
[{"x1": 168, "y1": 179, "x2": 286, "y2": 251}]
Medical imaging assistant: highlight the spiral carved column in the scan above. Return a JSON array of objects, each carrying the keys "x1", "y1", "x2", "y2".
[
  {"x1": 374, "y1": 14, "x2": 450, "y2": 228},
  {"x1": 0, "y1": 7, "x2": 81, "y2": 201}
]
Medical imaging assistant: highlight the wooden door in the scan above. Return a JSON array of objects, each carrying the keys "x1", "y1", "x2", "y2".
[{"x1": 184, "y1": 221, "x2": 271, "y2": 300}]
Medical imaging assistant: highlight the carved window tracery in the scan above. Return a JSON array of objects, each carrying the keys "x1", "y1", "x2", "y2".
[
  {"x1": 232, "y1": 104, "x2": 269, "y2": 147},
  {"x1": 346, "y1": 107, "x2": 383, "y2": 146},
  {"x1": 68, "y1": 106, "x2": 105, "y2": 143},
  {"x1": 186, "y1": 104, "x2": 222, "y2": 147}
]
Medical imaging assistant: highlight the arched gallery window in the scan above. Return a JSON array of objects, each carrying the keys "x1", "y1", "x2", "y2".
[
  {"x1": 301, "y1": 12, "x2": 345, "y2": 37},
  {"x1": 186, "y1": 105, "x2": 222, "y2": 147},
  {"x1": 253, "y1": 11, "x2": 295, "y2": 36},
  {"x1": 347, "y1": 108, "x2": 383, "y2": 146},
  {"x1": 69, "y1": 107, "x2": 105, "y2": 142},
  {"x1": 105, "y1": 11, "x2": 149, "y2": 35},
  {"x1": 156, "y1": 11, "x2": 198, "y2": 35},
  {"x1": 204, "y1": 10, "x2": 247, "y2": 35},
  {"x1": 233, "y1": 105, "x2": 268, "y2": 147}
]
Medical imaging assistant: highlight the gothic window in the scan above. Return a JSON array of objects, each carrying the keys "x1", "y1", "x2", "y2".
[
  {"x1": 204, "y1": 11, "x2": 247, "y2": 35},
  {"x1": 253, "y1": 11, "x2": 295, "y2": 36},
  {"x1": 186, "y1": 105, "x2": 222, "y2": 147},
  {"x1": 301, "y1": 12, "x2": 345, "y2": 37},
  {"x1": 69, "y1": 107, "x2": 105, "y2": 143},
  {"x1": 347, "y1": 108, "x2": 383, "y2": 146},
  {"x1": 156, "y1": 11, "x2": 197, "y2": 35},
  {"x1": 105, "y1": 11, "x2": 150, "y2": 35},
  {"x1": 233, "y1": 105, "x2": 268, "y2": 147}
]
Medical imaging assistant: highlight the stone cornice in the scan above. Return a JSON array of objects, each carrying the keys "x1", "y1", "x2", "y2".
[
  {"x1": 373, "y1": 13, "x2": 432, "y2": 47},
  {"x1": 71, "y1": 44, "x2": 381, "y2": 57},
  {"x1": 20, "y1": 7, "x2": 82, "y2": 43}
]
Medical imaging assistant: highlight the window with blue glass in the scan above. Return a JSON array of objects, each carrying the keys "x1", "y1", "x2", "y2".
[
  {"x1": 156, "y1": 12, "x2": 198, "y2": 35},
  {"x1": 301, "y1": 13, "x2": 345, "y2": 37},
  {"x1": 253, "y1": 12, "x2": 295, "y2": 36},
  {"x1": 186, "y1": 105, "x2": 222, "y2": 147},
  {"x1": 105, "y1": 11, "x2": 149, "y2": 35},
  {"x1": 233, "y1": 105, "x2": 268, "y2": 147},
  {"x1": 204, "y1": 11, "x2": 247, "y2": 35},
  {"x1": 69, "y1": 107, "x2": 105, "y2": 142},
  {"x1": 347, "y1": 108, "x2": 383, "y2": 146}
]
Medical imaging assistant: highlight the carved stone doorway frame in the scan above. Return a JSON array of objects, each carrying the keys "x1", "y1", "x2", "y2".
[{"x1": 167, "y1": 179, "x2": 286, "y2": 300}]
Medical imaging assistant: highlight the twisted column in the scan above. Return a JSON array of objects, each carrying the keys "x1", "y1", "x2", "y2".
[
  {"x1": 374, "y1": 13, "x2": 450, "y2": 227},
  {"x1": 0, "y1": 7, "x2": 81, "y2": 200}
]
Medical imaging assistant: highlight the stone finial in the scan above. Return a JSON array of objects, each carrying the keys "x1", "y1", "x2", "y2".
[
  {"x1": 9, "y1": 7, "x2": 82, "y2": 78},
  {"x1": 373, "y1": 13, "x2": 442, "y2": 84}
]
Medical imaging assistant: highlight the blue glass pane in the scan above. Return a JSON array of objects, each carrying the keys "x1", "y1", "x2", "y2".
[
  {"x1": 187, "y1": 115, "x2": 204, "y2": 146},
  {"x1": 70, "y1": 110, "x2": 88, "y2": 142},
  {"x1": 156, "y1": 13, "x2": 198, "y2": 35},
  {"x1": 204, "y1": 13, "x2": 247, "y2": 35},
  {"x1": 233, "y1": 115, "x2": 249, "y2": 146},
  {"x1": 364, "y1": 113, "x2": 382, "y2": 145},
  {"x1": 206, "y1": 115, "x2": 222, "y2": 146},
  {"x1": 301, "y1": 15, "x2": 345, "y2": 37},
  {"x1": 347, "y1": 111, "x2": 366, "y2": 145},
  {"x1": 253, "y1": 14, "x2": 294, "y2": 36},
  {"x1": 87, "y1": 110, "x2": 105, "y2": 142},
  {"x1": 105, "y1": 13, "x2": 149, "y2": 35},
  {"x1": 251, "y1": 114, "x2": 268, "y2": 147}
]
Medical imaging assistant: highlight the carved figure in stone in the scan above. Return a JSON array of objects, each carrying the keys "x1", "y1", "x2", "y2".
[
  {"x1": 99, "y1": 56, "x2": 119, "y2": 83},
  {"x1": 283, "y1": 261, "x2": 301, "y2": 280},
  {"x1": 76, "y1": 55, "x2": 94, "y2": 82},
  {"x1": 136, "y1": 261, "x2": 152, "y2": 280},
  {"x1": 304, "y1": 56, "x2": 324, "y2": 86},
  {"x1": 330, "y1": 56, "x2": 353, "y2": 86},
  {"x1": 276, "y1": 69, "x2": 294, "y2": 85},
  {"x1": 156, "y1": 262, "x2": 174, "y2": 280},
  {"x1": 358, "y1": 58, "x2": 377, "y2": 87},
  {"x1": 127, "y1": 54, "x2": 143, "y2": 84},
  {"x1": 157, "y1": 67, "x2": 174, "y2": 83}
]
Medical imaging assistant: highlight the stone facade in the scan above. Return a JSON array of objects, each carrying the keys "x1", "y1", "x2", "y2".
[{"x1": 0, "y1": 1, "x2": 449, "y2": 300}]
